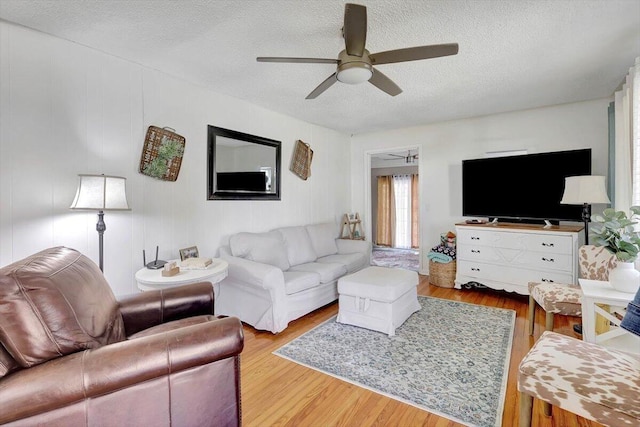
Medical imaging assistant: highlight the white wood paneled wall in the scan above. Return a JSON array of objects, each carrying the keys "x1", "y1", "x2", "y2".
[
  {"x1": 0, "y1": 22, "x2": 351, "y2": 296},
  {"x1": 350, "y1": 98, "x2": 612, "y2": 275}
]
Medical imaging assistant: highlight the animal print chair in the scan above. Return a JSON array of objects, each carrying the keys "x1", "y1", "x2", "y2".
[
  {"x1": 527, "y1": 245, "x2": 617, "y2": 335},
  {"x1": 519, "y1": 272, "x2": 640, "y2": 427},
  {"x1": 518, "y1": 331, "x2": 640, "y2": 427}
]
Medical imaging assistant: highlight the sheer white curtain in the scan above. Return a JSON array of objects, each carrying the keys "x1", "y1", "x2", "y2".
[
  {"x1": 614, "y1": 56, "x2": 640, "y2": 209},
  {"x1": 392, "y1": 174, "x2": 412, "y2": 248}
]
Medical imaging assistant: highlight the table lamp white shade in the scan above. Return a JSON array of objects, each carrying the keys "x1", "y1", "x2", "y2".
[
  {"x1": 560, "y1": 175, "x2": 611, "y2": 205},
  {"x1": 70, "y1": 174, "x2": 130, "y2": 210}
]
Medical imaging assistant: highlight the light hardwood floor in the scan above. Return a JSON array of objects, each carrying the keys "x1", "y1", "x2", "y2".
[{"x1": 239, "y1": 274, "x2": 603, "y2": 427}]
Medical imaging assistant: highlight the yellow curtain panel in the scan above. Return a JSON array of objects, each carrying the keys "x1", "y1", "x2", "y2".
[{"x1": 376, "y1": 175, "x2": 394, "y2": 246}]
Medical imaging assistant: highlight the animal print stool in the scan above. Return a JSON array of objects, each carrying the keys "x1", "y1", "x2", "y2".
[{"x1": 518, "y1": 331, "x2": 640, "y2": 427}]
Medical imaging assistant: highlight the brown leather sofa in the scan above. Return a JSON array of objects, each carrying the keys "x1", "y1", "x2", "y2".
[{"x1": 0, "y1": 246, "x2": 244, "y2": 426}]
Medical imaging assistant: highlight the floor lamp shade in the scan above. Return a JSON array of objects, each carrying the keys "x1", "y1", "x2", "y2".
[
  {"x1": 70, "y1": 174, "x2": 130, "y2": 271},
  {"x1": 70, "y1": 174, "x2": 130, "y2": 211},
  {"x1": 560, "y1": 175, "x2": 610, "y2": 245}
]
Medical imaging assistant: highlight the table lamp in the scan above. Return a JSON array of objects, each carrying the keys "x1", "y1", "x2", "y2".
[
  {"x1": 70, "y1": 174, "x2": 130, "y2": 271},
  {"x1": 560, "y1": 175, "x2": 610, "y2": 244}
]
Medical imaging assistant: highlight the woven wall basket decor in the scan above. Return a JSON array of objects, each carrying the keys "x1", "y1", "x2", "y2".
[
  {"x1": 290, "y1": 139, "x2": 313, "y2": 180},
  {"x1": 139, "y1": 126, "x2": 185, "y2": 181}
]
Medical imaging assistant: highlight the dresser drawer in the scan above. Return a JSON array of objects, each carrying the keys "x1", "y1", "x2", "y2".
[
  {"x1": 457, "y1": 245, "x2": 503, "y2": 263},
  {"x1": 457, "y1": 260, "x2": 574, "y2": 286},
  {"x1": 458, "y1": 246, "x2": 573, "y2": 272},
  {"x1": 457, "y1": 227, "x2": 573, "y2": 254}
]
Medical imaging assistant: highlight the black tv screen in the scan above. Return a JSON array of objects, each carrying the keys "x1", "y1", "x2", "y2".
[
  {"x1": 217, "y1": 172, "x2": 267, "y2": 192},
  {"x1": 462, "y1": 149, "x2": 592, "y2": 222}
]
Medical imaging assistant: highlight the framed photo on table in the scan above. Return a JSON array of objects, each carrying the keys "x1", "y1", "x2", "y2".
[{"x1": 179, "y1": 246, "x2": 199, "y2": 261}]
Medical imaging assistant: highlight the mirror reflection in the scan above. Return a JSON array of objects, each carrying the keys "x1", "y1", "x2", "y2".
[{"x1": 207, "y1": 126, "x2": 281, "y2": 200}]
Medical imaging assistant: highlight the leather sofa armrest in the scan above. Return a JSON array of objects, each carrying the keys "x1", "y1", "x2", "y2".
[
  {"x1": 0, "y1": 316, "x2": 243, "y2": 425},
  {"x1": 118, "y1": 281, "x2": 215, "y2": 336}
]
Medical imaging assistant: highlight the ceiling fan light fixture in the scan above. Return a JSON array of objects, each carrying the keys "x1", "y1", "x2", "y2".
[{"x1": 336, "y1": 62, "x2": 373, "y2": 84}]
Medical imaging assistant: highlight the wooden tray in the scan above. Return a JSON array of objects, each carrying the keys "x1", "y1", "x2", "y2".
[{"x1": 290, "y1": 139, "x2": 313, "y2": 180}]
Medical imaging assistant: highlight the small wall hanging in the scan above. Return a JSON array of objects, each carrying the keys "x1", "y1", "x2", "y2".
[
  {"x1": 290, "y1": 139, "x2": 313, "y2": 180},
  {"x1": 139, "y1": 126, "x2": 185, "y2": 181}
]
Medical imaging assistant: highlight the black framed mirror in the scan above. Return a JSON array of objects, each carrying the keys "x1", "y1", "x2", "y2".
[{"x1": 207, "y1": 126, "x2": 281, "y2": 200}]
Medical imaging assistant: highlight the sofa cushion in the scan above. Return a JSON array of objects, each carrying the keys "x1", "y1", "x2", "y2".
[
  {"x1": 229, "y1": 231, "x2": 290, "y2": 271},
  {"x1": 288, "y1": 262, "x2": 347, "y2": 284},
  {"x1": 275, "y1": 226, "x2": 317, "y2": 267},
  {"x1": 318, "y1": 253, "x2": 367, "y2": 274},
  {"x1": 305, "y1": 223, "x2": 339, "y2": 258},
  {"x1": 283, "y1": 271, "x2": 321, "y2": 295},
  {"x1": 0, "y1": 247, "x2": 126, "y2": 368}
]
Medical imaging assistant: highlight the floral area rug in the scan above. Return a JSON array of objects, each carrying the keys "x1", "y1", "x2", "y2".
[
  {"x1": 274, "y1": 296, "x2": 515, "y2": 427},
  {"x1": 371, "y1": 247, "x2": 419, "y2": 271}
]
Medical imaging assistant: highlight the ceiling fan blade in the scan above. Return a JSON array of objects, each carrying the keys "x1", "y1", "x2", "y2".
[
  {"x1": 343, "y1": 3, "x2": 367, "y2": 57},
  {"x1": 369, "y1": 68, "x2": 402, "y2": 96},
  {"x1": 257, "y1": 57, "x2": 338, "y2": 64},
  {"x1": 306, "y1": 73, "x2": 338, "y2": 99},
  {"x1": 369, "y1": 43, "x2": 459, "y2": 65}
]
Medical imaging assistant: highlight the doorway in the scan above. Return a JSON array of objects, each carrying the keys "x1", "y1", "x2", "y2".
[{"x1": 366, "y1": 148, "x2": 421, "y2": 272}]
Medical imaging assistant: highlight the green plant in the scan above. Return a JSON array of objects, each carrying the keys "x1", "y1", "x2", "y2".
[
  {"x1": 590, "y1": 206, "x2": 640, "y2": 262},
  {"x1": 143, "y1": 136, "x2": 185, "y2": 179}
]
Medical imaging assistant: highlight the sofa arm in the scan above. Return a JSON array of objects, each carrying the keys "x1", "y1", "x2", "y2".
[
  {"x1": 336, "y1": 238, "x2": 372, "y2": 256},
  {"x1": 0, "y1": 316, "x2": 243, "y2": 425},
  {"x1": 221, "y1": 253, "x2": 285, "y2": 290},
  {"x1": 118, "y1": 281, "x2": 215, "y2": 336}
]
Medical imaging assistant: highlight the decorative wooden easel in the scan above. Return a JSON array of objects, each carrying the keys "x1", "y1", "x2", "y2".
[{"x1": 340, "y1": 213, "x2": 364, "y2": 240}]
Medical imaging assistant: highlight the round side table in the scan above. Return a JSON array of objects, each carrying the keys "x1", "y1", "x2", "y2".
[{"x1": 135, "y1": 258, "x2": 228, "y2": 293}]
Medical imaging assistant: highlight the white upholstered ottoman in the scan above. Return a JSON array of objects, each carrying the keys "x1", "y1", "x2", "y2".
[{"x1": 336, "y1": 266, "x2": 420, "y2": 336}]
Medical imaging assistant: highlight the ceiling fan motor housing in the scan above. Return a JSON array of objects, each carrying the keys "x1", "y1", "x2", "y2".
[{"x1": 336, "y1": 50, "x2": 373, "y2": 84}]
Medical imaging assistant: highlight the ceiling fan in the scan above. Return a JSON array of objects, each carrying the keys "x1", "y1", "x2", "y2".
[
  {"x1": 256, "y1": 3, "x2": 458, "y2": 99},
  {"x1": 385, "y1": 150, "x2": 419, "y2": 163}
]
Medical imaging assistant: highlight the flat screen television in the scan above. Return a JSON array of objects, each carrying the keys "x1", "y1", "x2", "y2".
[
  {"x1": 462, "y1": 148, "x2": 592, "y2": 223},
  {"x1": 217, "y1": 172, "x2": 267, "y2": 192}
]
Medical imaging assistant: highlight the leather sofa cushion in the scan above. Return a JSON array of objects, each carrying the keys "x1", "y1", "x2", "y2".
[
  {"x1": 289, "y1": 262, "x2": 347, "y2": 284},
  {"x1": 305, "y1": 223, "x2": 338, "y2": 258},
  {"x1": 0, "y1": 343, "x2": 19, "y2": 378},
  {"x1": 276, "y1": 226, "x2": 317, "y2": 267},
  {"x1": 0, "y1": 247, "x2": 125, "y2": 368},
  {"x1": 283, "y1": 271, "x2": 321, "y2": 295},
  {"x1": 229, "y1": 231, "x2": 290, "y2": 271}
]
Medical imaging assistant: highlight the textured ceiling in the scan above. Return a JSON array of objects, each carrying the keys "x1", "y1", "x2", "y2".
[{"x1": 0, "y1": 0, "x2": 639, "y2": 135}]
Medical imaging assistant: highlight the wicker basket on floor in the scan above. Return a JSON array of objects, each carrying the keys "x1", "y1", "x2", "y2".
[{"x1": 429, "y1": 260, "x2": 456, "y2": 288}]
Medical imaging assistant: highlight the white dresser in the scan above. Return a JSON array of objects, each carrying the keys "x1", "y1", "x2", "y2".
[{"x1": 454, "y1": 223, "x2": 583, "y2": 295}]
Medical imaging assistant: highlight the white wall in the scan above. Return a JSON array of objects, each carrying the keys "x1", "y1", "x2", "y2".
[
  {"x1": 350, "y1": 99, "x2": 612, "y2": 272},
  {"x1": 0, "y1": 22, "x2": 351, "y2": 296}
]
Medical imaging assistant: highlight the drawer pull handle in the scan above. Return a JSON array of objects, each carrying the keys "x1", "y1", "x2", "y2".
[
  {"x1": 471, "y1": 267, "x2": 480, "y2": 272},
  {"x1": 542, "y1": 257, "x2": 555, "y2": 262},
  {"x1": 471, "y1": 249, "x2": 480, "y2": 253},
  {"x1": 471, "y1": 236, "x2": 480, "y2": 240},
  {"x1": 541, "y1": 242, "x2": 555, "y2": 247},
  {"x1": 541, "y1": 278, "x2": 555, "y2": 283}
]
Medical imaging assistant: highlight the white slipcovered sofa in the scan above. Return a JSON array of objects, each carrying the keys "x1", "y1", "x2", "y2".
[{"x1": 216, "y1": 222, "x2": 371, "y2": 333}]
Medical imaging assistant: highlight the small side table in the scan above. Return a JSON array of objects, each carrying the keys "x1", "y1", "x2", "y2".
[
  {"x1": 135, "y1": 258, "x2": 228, "y2": 294},
  {"x1": 578, "y1": 279, "x2": 640, "y2": 355}
]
